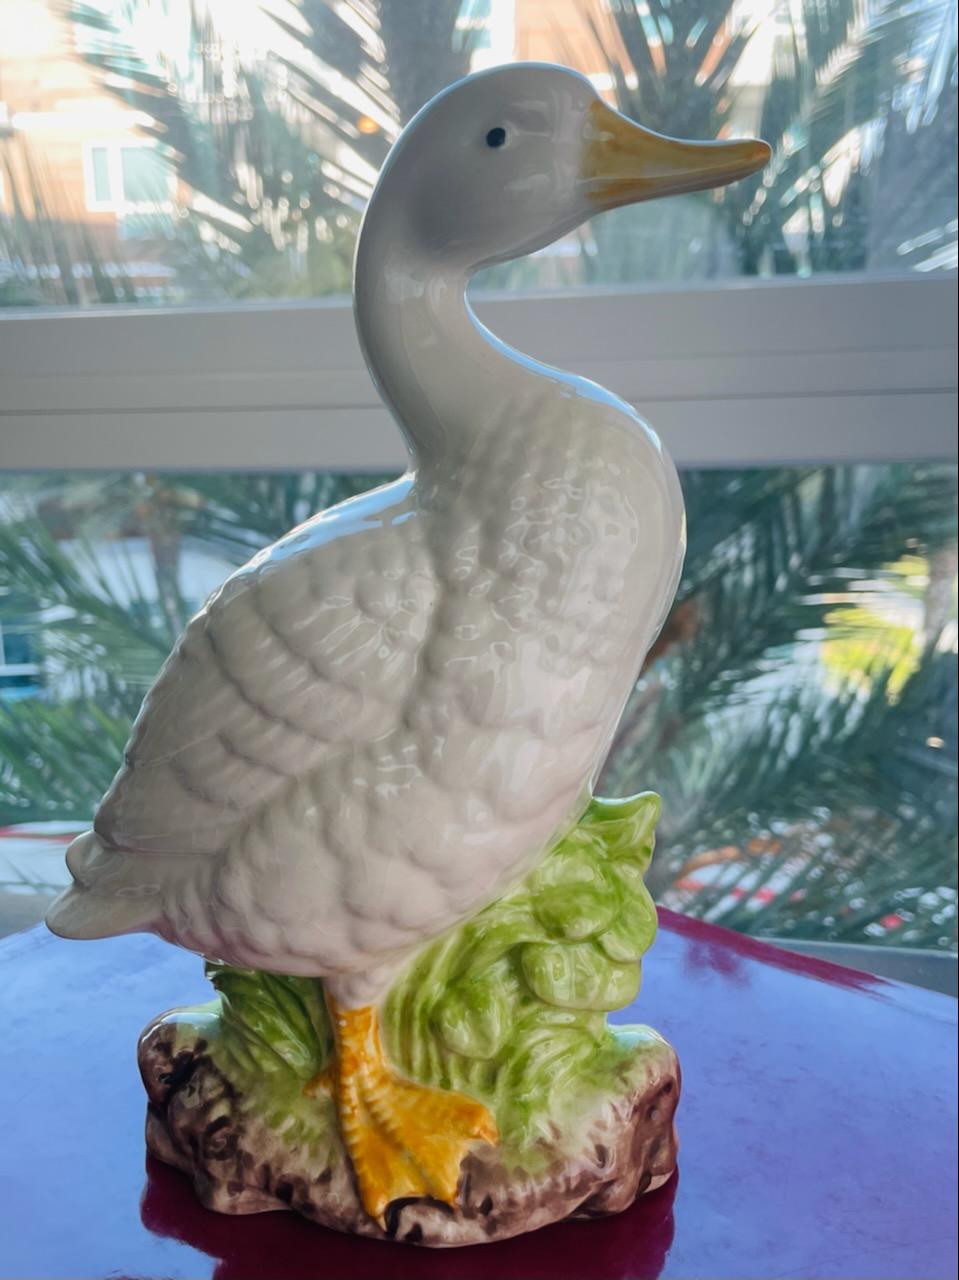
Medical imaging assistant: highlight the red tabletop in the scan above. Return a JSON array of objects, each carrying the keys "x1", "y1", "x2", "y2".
[{"x1": 1, "y1": 911, "x2": 955, "y2": 1280}]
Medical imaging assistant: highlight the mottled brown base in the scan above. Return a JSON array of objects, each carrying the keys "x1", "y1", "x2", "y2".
[{"x1": 139, "y1": 1010, "x2": 680, "y2": 1248}]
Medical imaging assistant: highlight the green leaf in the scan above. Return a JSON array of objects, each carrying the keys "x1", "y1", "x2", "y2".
[
  {"x1": 520, "y1": 941, "x2": 641, "y2": 1011},
  {"x1": 582, "y1": 792, "x2": 661, "y2": 869},
  {"x1": 434, "y1": 974, "x2": 511, "y2": 1060},
  {"x1": 530, "y1": 844, "x2": 618, "y2": 940},
  {"x1": 207, "y1": 963, "x2": 330, "y2": 1080},
  {"x1": 598, "y1": 873, "x2": 658, "y2": 963}
]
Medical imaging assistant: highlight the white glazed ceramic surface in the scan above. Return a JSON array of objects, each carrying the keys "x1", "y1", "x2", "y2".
[{"x1": 47, "y1": 64, "x2": 768, "y2": 1007}]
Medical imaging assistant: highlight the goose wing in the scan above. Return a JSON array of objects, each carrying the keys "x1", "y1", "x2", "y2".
[{"x1": 95, "y1": 481, "x2": 435, "y2": 855}]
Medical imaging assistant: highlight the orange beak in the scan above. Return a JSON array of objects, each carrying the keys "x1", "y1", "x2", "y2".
[{"x1": 583, "y1": 99, "x2": 771, "y2": 209}]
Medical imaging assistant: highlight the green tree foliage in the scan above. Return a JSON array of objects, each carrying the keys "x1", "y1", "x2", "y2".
[
  {"x1": 3, "y1": 0, "x2": 955, "y2": 294},
  {"x1": 41, "y1": 0, "x2": 471, "y2": 299},
  {"x1": 601, "y1": 464, "x2": 958, "y2": 950},
  {"x1": 590, "y1": 0, "x2": 958, "y2": 278}
]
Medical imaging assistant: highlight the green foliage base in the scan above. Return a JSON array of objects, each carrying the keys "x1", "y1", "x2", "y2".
[{"x1": 201, "y1": 793, "x2": 666, "y2": 1156}]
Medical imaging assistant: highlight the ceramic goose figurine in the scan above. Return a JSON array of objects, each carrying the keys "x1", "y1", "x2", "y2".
[{"x1": 47, "y1": 64, "x2": 768, "y2": 1227}]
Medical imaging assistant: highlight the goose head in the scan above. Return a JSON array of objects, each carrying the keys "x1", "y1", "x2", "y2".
[
  {"x1": 353, "y1": 62, "x2": 770, "y2": 462},
  {"x1": 361, "y1": 61, "x2": 771, "y2": 273}
]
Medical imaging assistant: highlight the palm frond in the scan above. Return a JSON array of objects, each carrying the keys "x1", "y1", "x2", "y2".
[
  {"x1": 601, "y1": 462, "x2": 958, "y2": 950},
  {"x1": 0, "y1": 697, "x2": 130, "y2": 822},
  {"x1": 0, "y1": 132, "x2": 134, "y2": 305},
  {"x1": 0, "y1": 471, "x2": 384, "y2": 824},
  {"x1": 55, "y1": 0, "x2": 479, "y2": 299}
]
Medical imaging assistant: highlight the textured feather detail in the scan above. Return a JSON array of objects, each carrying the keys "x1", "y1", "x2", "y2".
[{"x1": 94, "y1": 477, "x2": 431, "y2": 855}]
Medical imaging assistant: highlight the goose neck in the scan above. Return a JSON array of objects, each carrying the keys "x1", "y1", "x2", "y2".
[{"x1": 353, "y1": 222, "x2": 507, "y2": 467}]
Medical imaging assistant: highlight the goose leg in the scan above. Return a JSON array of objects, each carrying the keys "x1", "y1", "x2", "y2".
[{"x1": 304, "y1": 995, "x2": 498, "y2": 1227}]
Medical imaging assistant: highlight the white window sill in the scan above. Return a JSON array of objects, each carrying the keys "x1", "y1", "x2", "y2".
[{"x1": 1, "y1": 273, "x2": 956, "y2": 470}]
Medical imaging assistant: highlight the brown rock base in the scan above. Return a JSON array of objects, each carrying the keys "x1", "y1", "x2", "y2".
[{"x1": 139, "y1": 1009, "x2": 680, "y2": 1247}]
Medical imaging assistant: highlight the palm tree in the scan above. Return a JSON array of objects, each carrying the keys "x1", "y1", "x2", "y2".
[
  {"x1": 866, "y1": 4, "x2": 959, "y2": 270},
  {"x1": 565, "y1": 0, "x2": 761, "y2": 282},
  {"x1": 600, "y1": 463, "x2": 958, "y2": 949},
  {"x1": 590, "y1": 0, "x2": 958, "y2": 277},
  {"x1": 0, "y1": 470, "x2": 382, "y2": 821},
  {"x1": 50, "y1": 0, "x2": 475, "y2": 299}
]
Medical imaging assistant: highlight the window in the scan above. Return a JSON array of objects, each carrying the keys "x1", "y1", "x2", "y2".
[
  {"x1": 1, "y1": 0, "x2": 956, "y2": 306},
  {"x1": 83, "y1": 143, "x2": 173, "y2": 213},
  {"x1": 0, "y1": 0, "x2": 955, "y2": 966},
  {"x1": 0, "y1": 617, "x2": 40, "y2": 695},
  {"x1": 88, "y1": 145, "x2": 112, "y2": 206}
]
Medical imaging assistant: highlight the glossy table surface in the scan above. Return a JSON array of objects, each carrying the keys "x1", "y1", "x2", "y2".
[{"x1": 2, "y1": 912, "x2": 956, "y2": 1280}]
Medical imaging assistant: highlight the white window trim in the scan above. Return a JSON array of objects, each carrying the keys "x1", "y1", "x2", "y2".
[
  {"x1": 0, "y1": 273, "x2": 956, "y2": 471},
  {"x1": 0, "y1": 617, "x2": 39, "y2": 678},
  {"x1": 81, "y1": 139, "x2": 176, "y2": 215}
]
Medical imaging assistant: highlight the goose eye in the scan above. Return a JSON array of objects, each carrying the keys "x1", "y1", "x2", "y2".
[{"x1": 485, "y1": 127, "x2": 507, "y2": 149}]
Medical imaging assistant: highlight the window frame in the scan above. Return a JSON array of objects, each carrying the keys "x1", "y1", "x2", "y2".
[
  {"x1": 0, "y1": 272, "x2": 956, "y2": 472},
  {"x1": 80, "y1": 139, "x2": 176, "y2": 215},
  {"x1": 0, "y1": 617, "x2": 40, "y2": 682}
]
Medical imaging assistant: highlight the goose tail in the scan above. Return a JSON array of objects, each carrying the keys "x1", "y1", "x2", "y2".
[{"x1": 45, "y1": 829, "x2": 160, "y2": 940}]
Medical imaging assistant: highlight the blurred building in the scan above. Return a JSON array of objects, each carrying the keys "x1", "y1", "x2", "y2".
[{"x1": 0, "y1": 0, "x2": 179, "y2": 300}]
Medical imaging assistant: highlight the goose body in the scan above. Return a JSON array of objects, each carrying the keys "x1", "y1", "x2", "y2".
[
  {"x1": 55, "y1": 346, "x2": 682, "y2": 1005},
  {"x1": 48, "y1": 63, "x2": 768, "y2": 1224}
]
